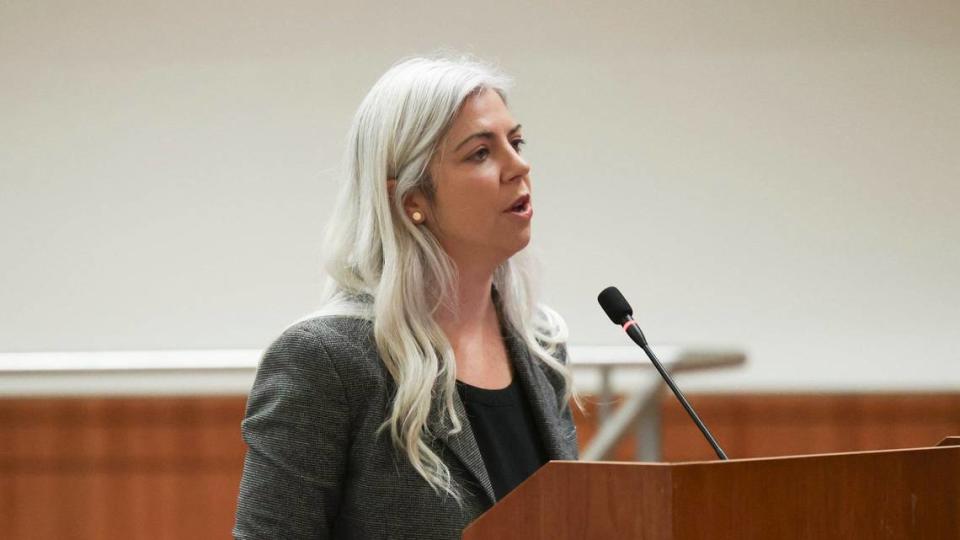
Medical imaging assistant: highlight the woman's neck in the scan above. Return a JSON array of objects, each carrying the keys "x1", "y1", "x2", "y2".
[
  {"x1": 435, "y1": 262, "x2": 513, "y2": 387},
  {"x1": 435, "y1": 265, "x2": 496, "y2": 333}
]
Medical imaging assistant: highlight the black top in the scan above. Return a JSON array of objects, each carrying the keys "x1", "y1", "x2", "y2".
[{"x1": 456, "y1": 377, "x2": 548, "y2": 501}]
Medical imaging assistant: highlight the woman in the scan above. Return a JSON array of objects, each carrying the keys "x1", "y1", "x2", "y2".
[{"x1": 233, "y1": 55, "x2": 578, "y2": 540}]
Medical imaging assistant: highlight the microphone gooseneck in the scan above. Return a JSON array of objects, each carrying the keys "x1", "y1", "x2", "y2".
[{"x1": 597, "y1": 286, "x2": 728, "y2": 461}]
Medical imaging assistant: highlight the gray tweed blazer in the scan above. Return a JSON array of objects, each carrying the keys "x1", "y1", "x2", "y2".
[{"x1": 233, "y1": 316, "x2": 578, "y2": 540}]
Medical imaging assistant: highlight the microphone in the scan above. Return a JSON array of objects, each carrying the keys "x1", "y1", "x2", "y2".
[{"x1": 598, "y1": 286, "x2": 728, "y2": 460}]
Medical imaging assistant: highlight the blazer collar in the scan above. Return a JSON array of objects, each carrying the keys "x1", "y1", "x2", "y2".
[{"x1": 502, "y1": 329, "x2": 572, "y2": 462}]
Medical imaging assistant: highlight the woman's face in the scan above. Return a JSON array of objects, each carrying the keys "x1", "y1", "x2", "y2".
[{"x1": 420, "y1": 89, "x2": 532, "y2": 271}]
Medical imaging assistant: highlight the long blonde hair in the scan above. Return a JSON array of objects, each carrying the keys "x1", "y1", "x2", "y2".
[{"x1": 316, "y1": 55, "x2": 571, "y2": 499}]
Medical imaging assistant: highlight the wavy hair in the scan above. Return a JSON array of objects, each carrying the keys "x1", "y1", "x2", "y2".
[{"x1": 314, "y1": 55, "x2": 572, "y2": 500}]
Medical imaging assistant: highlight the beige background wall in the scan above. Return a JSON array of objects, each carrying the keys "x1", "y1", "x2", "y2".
[{"x1": 2, "y1": 1, "x2": 958, "y2": 389}]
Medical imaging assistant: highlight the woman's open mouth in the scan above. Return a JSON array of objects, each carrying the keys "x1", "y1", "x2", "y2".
[{"x1": 506, "y1": 194, "x2": 533, "y2": 220}]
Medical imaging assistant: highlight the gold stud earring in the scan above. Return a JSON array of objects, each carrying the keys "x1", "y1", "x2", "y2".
[{"x1": 411, "y1": 211, "x2": 423, "y2": 223}]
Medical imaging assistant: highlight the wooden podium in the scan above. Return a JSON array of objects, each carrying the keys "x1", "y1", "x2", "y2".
[{"x1": 463, "y1": 438, "x2": 960, "y2": 539}]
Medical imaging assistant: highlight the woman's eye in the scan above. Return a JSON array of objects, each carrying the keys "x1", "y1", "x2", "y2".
[{"x1": 469, "y1": 139, "x2": 525, "y2": 162}]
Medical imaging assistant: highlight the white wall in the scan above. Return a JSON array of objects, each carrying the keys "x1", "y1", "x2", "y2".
[{"x1": 2, "y1": 1, "x2": 958, "y2": 389}]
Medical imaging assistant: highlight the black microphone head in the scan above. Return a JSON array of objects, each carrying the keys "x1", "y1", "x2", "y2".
[{"x1": 598, "y1": 286, "x2": 633, "y2": 325}]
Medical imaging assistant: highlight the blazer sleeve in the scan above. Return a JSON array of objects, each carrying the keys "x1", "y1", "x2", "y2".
[{"x1": 233, "y1": 325, "x2": 350, "y2": 539}]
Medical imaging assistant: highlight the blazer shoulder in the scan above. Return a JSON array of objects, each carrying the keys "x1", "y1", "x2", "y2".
[
  {"x1": 269, "y1": 315, "x2": 383, "y2": 381},
  {"x1": 281, "y1": 315, "x2": 375, "y2": 351}
]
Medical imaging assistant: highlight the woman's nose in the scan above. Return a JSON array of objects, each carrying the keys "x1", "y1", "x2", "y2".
[{"x1": 503, "y1": 148, "x2": 531, "y2": 183}]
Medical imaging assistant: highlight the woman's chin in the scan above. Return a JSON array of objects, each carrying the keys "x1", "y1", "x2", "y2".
[{"x1": 503, "y1": 233, "x2": 532, "y2": 259}]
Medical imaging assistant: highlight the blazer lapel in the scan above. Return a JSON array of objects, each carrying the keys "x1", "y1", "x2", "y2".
[{"x1": 430, "y1": 389, "x2": 497, "y2": 505}]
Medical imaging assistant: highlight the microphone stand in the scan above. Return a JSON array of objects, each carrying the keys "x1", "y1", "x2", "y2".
[{"x1": 623, "y1": 317, "x2": 728, "y2": 461}]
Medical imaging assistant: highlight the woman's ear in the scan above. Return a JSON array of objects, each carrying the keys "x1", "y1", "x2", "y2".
[{"x1": 387, "y1": 178, "x2": 427, "y2": 224}]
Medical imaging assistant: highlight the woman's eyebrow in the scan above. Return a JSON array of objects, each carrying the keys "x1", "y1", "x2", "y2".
[{"x1": 454, "y1": 124, "x2": 522, "y2": 151}]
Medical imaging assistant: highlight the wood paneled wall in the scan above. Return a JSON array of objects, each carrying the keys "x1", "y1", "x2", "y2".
[
  {"x1": 0, "y1": 398, "x2": 245, "y2": 539},
  {"x1": 2, "y1": 393, "x2": 959, "y2": 539},
  {"x1": 571, "y1": 393, "x2": 960, "y2": 463}
]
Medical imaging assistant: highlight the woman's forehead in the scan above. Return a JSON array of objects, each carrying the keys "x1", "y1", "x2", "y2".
[{"x1": 445, "y1": 91, "x2": 517, "y2": 142}]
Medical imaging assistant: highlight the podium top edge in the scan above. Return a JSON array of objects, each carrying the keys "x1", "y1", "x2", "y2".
[{"x1": 554, "y1": 441, "x2": 960, "y2": 467}]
